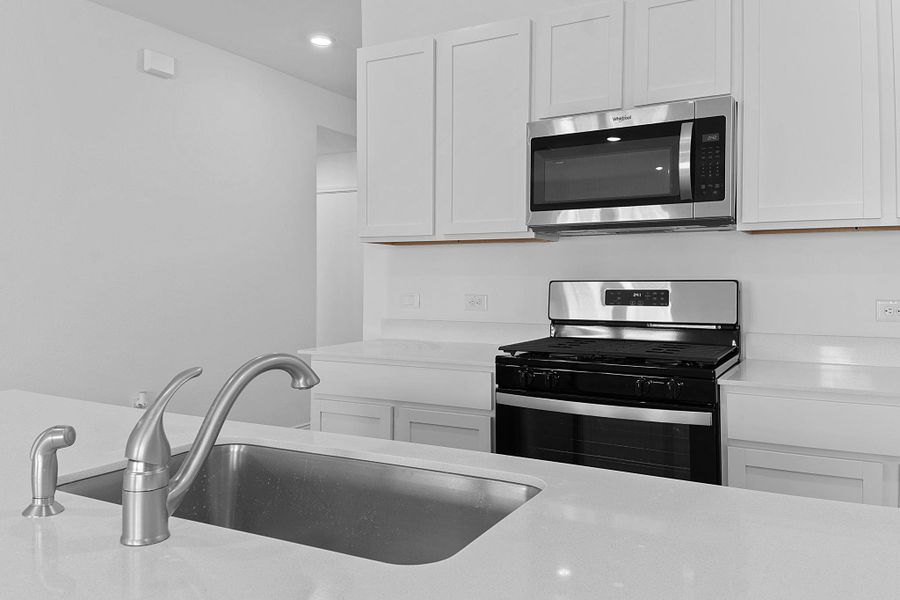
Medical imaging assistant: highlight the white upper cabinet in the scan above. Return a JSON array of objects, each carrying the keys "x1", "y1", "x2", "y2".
[
  {"x1": 630, "y1": 0, "x2": 731, "y2": 106},
  {"x1": 357, "y1": 38, "x2": 435, "y2": 238},
  {"x1": 741, "y1": 0, "x2": 886, "y2": 226},
  {"x1": 435, "y1": 19, "x2": 532, "y2": 236},
  {"x1": 533, "y1": 3, "x2": 625, "y2": 118},
  {"x1": 894, "y1": 0, "x2": 900, "y2": 220}
]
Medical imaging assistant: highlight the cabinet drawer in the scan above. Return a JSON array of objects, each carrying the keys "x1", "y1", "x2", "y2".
[
  {"x1": 310, "y1": 396, "x2": 393, "y2": 440},
  {"x1": 725, "y1": 392, "x2": 900, "y2": 456},
  {"x1": 395, "y1": 408, "x2": 492, "y2": 452},
  {"x1": 728, "y1": 447, "x2": 884, "y2": 505},
  {"x1": 313, "y1": 361, "x2": 493, "y2": 411}
]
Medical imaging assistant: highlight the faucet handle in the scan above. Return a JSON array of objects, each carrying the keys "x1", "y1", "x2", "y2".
[
  {"x1": 23, "y1": 425, "x2": 76, "y2": 518},
  {"x1": 124, "y1": 367, "x2": 202, "y2": 466}
]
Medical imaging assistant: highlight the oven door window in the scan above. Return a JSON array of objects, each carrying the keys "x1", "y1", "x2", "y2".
[
  {"x1": 531, "y1": 121, "x2": 685, "y2": 211},
  {"x1": 496, "y1": 402, "x2": 719, "y2": 484}
]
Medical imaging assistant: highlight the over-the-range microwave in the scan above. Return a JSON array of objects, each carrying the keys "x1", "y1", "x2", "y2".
[{"x1": 527, "y1": 95, "x2": 736, "y2": 234}]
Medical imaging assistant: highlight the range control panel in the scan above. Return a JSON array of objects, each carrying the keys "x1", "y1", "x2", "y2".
[
  {"x1": 605, "y1": 289, "x2": 670, "y2": 307},
  {"x1": 693, "y1": 116, "x2": 727, "y2": 202}
]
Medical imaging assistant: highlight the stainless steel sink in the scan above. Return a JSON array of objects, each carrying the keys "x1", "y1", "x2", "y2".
[{"x1": 60, "y1": 443, "x2": 540, "y2": 564}]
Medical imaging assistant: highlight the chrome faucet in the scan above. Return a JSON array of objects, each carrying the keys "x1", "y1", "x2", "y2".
[{"x1": 120, "y1": 353, "x2": 320, "y2": 546}]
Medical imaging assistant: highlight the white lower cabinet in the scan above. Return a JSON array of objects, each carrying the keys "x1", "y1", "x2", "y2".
[
  {"x1": 395, "y1": 407, "x2": 491, "y2": 452},
  {"x1": 728, "y1": 447, "x2": 885, "y2": 506},
  {"x1": 309, "y1": 358, "x2": 494, "y2": 452},
  {"x1": 310, "y1": 396, "x2": 393, "y2": 439},
  {"x1": 723, "y1": 386, "x2": 900, "y2": 507}
]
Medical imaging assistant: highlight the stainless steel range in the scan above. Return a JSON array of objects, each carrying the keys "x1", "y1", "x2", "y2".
[{"x1": 495, "y1": 280, "x2": 740, "y2": 484}]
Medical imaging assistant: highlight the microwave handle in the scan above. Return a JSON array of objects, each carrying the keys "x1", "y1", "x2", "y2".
[{"x1": 678, "y1": 122, "x2": 693, "y2": 201}]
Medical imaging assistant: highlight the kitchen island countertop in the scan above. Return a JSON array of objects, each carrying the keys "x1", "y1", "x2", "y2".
[{"x1": 3, "y1": 389, "x2": 900, "y2": 599}]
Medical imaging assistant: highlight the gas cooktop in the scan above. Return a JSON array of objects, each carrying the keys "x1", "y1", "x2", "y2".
[{"x1": 499, "y1": 336, "x2": 738, "y2": 369}]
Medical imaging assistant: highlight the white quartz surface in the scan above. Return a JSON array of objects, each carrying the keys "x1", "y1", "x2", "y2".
[
  {"x1": 4, "y1": 389, "x2": 900, "y2": 599},
  {"x1": 720, "y1": 359, "x2": 900, "y2": 399},
  {"x1": 299, "y1": 338, "x2": 501, "y2": 369}
]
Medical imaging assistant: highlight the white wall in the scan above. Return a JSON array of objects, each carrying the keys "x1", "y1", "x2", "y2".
[
  {"x1": 0, "y1": 0, "x2": 355, "y2": 426},
  {"x1": 317, "y1": 152, "x2": 358, "y2": 193},
  {"x1": 364, "y1": 230, "x2": 900, "y2": 340},
  {"x1": 317, "y1": 151, "x2": 363, "y2": 347},
  {"x1": 360, "y1": 0, "x2": 900, "y2": 345}
]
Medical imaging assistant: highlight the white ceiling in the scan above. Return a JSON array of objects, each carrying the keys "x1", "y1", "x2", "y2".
[{"x1": 88, "y1": 0, "x2": 361, "y2": 98}]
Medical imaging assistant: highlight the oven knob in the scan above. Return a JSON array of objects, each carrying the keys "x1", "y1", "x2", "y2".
[
  {"x1": 518, "y1": 367, "x2": 535, "y2": 387},
  {"x1": 667, "y1": 378, "x2": 684, "y2": 400},
  {"x1": 635, "y1": 377, "x2": 648, "y2": 397},
  {"x1": 547, "y1": 371, "x2": 561, "y2": 389}
]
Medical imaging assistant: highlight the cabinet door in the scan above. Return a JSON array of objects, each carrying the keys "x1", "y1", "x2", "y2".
[
  {"x1": 395, "y1": 407, "x2": 492, "y2": 452},
  {"x1": 741, "y1": 0, "x2": 883, "y2": 224},
  {"x1": 894, "y1": 0, "x2": 900, "y2": 220},
  {"x1": 435, "y1": 19, "x2": 531, "y2": 236},
  {"x1": 728, "y1": 447, "x2": 885, "y2": 505},
  {"x1": 630, "y1": 0, "x2": 730, "y2": 105},
  {"x1": 533, "y1": 2, "x2": 624, "y2": 118},
  {"x1": 310, "y1": 396, "x2": 393, "y2": 439},
  {"x1": 357, "y1": 38, "x2": 435, "y2": 238}
]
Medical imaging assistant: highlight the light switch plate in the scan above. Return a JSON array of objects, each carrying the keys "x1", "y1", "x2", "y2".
[{"x1": 400, "y1": 293, "x2": 420, "y2": 309}]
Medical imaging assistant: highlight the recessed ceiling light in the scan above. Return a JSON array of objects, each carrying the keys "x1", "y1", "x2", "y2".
[
  {"x1": 606, "y1": 136, "x2": 621, "y2": 142},
  {"x1": 310, "y1": 34, "x2": 333, "y2": 48}
]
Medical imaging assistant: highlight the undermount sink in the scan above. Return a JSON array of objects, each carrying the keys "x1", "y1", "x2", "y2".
[{"x1": 59, "y1": 443, "x2": 540, "y2": 564}]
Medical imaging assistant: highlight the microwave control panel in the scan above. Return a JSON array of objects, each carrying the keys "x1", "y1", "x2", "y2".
[{"x1": 693, "y1": 116, "x2": 727, "y2": 202}]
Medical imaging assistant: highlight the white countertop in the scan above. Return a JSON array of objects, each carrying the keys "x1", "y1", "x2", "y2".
[
  {"x1": 299, "y1": 338, "x2": 501, "y2": 369},
  {"x1": 720, "y1": 359, "x2": 900, "y2": 399},
  {"x1": 4, "y1": 389, "x2": 900, "y2": 599}
]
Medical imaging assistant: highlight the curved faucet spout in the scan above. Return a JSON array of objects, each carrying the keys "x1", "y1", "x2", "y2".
[
  {"x1": 166, "y1": 353, "x2": 319, "y2": 515},
  {"x1": 121, "y1": 353, "x2": 319, "y2": 546}
]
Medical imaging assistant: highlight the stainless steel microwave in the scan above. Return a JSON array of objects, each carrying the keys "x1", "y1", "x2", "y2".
[{"x1": 527, "y1": 96, "x2": 736, "y2": 234}]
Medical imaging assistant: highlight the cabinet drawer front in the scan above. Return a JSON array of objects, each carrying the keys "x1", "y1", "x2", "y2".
[
  {"x1": 728, "y1": 447, "x2": 884, "y2": 505},
  {"x1": 310, "y1": 396, "x2": 393, "y2": 440},
  {"x1": 313, "y1": 361, "x2": 493, "y2": 411},
  {"x1": 726, "y1": 392, "x2": 900, "y2": 456},
  {"x1": 395, "y1": 408, "x2": 492, "y2": 452}
]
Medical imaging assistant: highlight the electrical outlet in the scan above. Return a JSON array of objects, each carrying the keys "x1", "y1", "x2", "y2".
[
  {"x1": 465, "y1": 294, "x2": 488, "y2": 312},
  {"x1": 876, "y1": 300, "x2": 900, "y2": 322},
  {"x1": 133, "y1": 391, "x2": 150, "y2": 409}
]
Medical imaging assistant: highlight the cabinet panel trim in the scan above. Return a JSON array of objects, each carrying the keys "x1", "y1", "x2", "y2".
[
  {"x1": 358, "y1": 37, "x2": 436, "y2": 238},
  {"x1": 435, "y1": 18, "x2": 532, "y2": 235},
  {"x1": 728, "y1": 446, "x2": 885, "y2": 505},
  {"x1": 533, "y1": 2, "x2": 625, "y2": 118}
]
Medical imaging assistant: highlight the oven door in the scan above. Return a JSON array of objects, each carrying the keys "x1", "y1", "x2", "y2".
[{"x1": 495, "y1": 392, "x2": 720, "y2": 484}]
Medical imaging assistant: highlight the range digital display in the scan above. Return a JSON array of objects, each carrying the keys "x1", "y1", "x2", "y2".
[{"x1": 605, "y1": 289, "x2": 670, "y2": 307}]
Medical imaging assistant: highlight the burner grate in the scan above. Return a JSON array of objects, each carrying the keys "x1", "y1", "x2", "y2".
[{"x1": 498, "y1": 337, "x2": 735, "y2": 367}]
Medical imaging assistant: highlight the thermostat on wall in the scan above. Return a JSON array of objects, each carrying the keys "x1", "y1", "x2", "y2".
[{"x1": 141, "y1": 49, "x2": 176, "y2": 78}]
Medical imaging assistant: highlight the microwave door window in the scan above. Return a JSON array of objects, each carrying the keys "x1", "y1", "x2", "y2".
[{"x1": 532, "y1": 132, "x2": 683, "y2": 211}]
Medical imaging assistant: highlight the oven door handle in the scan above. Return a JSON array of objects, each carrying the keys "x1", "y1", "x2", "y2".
[
  {"x1": 678, "y1": 121, "x2": 693, "y2": 201},
  {"x1": 496, "y1": 392, "x2": 712, "y2": 427}
]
